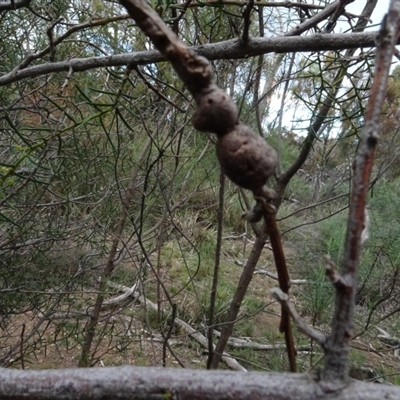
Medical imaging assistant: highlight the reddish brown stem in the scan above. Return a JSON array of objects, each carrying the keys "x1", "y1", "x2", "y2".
[{"x1": 263, "y1": 209, "x2": 296, "y2": 372}]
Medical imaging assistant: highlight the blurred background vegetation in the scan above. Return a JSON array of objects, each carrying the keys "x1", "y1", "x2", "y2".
[{"x1": 0, "y1": 0, "x2": 399, "y2": 383}]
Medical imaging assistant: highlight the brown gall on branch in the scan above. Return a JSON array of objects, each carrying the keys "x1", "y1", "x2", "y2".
[
  {"x1": 216, "y1": 124, "x2": 278, "y2": 191},
  {"x1": 120, "y1": 0, "x2": 284, "y2": 371},
  {"x1": 120, "y1": 0, "x2": 278, "y2": 193},
  {"x1": 271, "y1": 288, "x2": 327, "y2": 347},
  {"x1": 192, "y1": 86, "x2": 239, "y2": 135}
]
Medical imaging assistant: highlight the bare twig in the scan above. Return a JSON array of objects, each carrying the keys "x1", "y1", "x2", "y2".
[
  {"x1": 46, "y1": 18, "x2": 63, "y2": 62},
  {"x1": 321, "y1": 0, "x2": 400, "y2": 383},
  {"x1": 207, "y1": 172, "x2": 225, "y2": 369},
  {"x1": 257, "y1": 194, "x2": 297, "y2": 372},
  {"x1": 324, "y1": 256, "x2": 350, "y2": 291},
  {"x1": 107, "y1": 281, "x2": 246, "y2": 371},
  {"x1": 323, "y1": 1, "x2": 354, "y2": 33},
  {"x1": 162, "y1": 304, "x2": 177, "y2": 368},
  {"x1": 78, "y1": 138, "x2": 152, "y2": 367},
  {"x1": 241, "y1": 0, "x2": 254, "y2": 42},
  {"x1": 254, "y1": 269, "x2": 307, "y2": 285},
  {"x1": 19, "y1": 324, "x2": 25, "y2": 370},
  {"x1": 253, "y1": 7, "x2": 264, "y2": 137},
  {"x1": 132, "y1": 65, "x2": 185, "y2": 111},
  {"x1": 11, "y1": 15, "x2": 131, "y2": 72},
  {"x1": 286, "y1": 0, "x2": 353, "y2": 36},
  {"x1": 276, "y1": 0, "x2": 377, "y2": 205},
  {"x1": 209, "y1": 231, "x2": 268, "y2": 369},
  {"x1": 0, "y1": 31, "x2": 397, "y2": 87},
  {"x1": 271, "y1": 288, "x2": 326, "y2": 346},
  {"x1": 171, "y1": 0, "x2": 192, "y2": 34}
]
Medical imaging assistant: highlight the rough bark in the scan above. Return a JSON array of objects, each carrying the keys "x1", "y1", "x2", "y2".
[
  {"x1": 0, "y1": 32, "x2": 396, "y2": 87},
  {"x1": 321, "y1": 0, "x2": 400, "y2": 383},
  {"x1": 0, "y1": 366, "x2": 400, "y2": 400}
]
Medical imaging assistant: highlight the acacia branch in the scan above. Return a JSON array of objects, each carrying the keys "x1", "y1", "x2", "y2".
[{"x1": 0, "y1": 31, "x2": 393, "y2": 87}]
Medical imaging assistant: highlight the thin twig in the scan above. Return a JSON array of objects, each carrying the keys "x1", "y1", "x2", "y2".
[
  {"x1": 241, "y1": 0, "x2": 254, "y2": 42},
  {"x1": 19, "y1": 324, "x2": 26, "y2": 370},
  {"x1": 132, "y1": 65, "x2": 185, "y2": 111},
  {"x1": 322, "y1": 0, "x2": 400, "y2": 382},
  {"x1": 324, "y1": 255, "x2": 350, "y2": 291},
  {"x1": 162, "y1": 304, "x2": 177, "y2": 368},
  {"x1": 207, "y1": 172, "x2": 225, "y2": 369},
  {"x1": 78, "y1": 138, "x2": 152, "y2": 367},
  {"x1": 46, "y1": 18, "x2": 63, "y2": 62},
  {"x1": 271, "y1": 288, "x2": 327, "y2": 346},
  {"x1": 171, "y1": 0, "x2": 192, "y2": 34},
  {"x1": 254, "y1": 269, "x2": 307, "y2": 285},
  {"x1": 259, "y1": 196, "x2": 297, "y2": 372},
  {"x1": 323, "y1": 1, "x2": 353, "y2": 33}
]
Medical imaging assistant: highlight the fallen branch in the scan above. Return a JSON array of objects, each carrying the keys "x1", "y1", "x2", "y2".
[
  {"x1": 211, "y1": 330, "x2": 312, "y2": 351},
  {"x1": 107, "y1": 281, "x2": 247, "y2": 371},
  {"x1": 254, "y1": 269, "x2": 307, "y2": 285},
  {"x1": 1, "y1": 366, "x2": 400, "y2": 400}
]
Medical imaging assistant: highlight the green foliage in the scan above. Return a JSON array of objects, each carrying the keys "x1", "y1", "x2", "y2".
[
  {"x1": 355, "y1": 179, "x2": 400, "y2": 308},
  {"x1": 303, "y1": 265, "x2": 334, "y2": 325},
  {"x1": 292, "y1": 176, "x2": 400, "y2": 331}
]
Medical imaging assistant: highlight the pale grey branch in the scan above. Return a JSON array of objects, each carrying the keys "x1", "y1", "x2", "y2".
[
  {"x1": 1, "y1": 366, "x2": 400, "y2": 400},
  {"x1": 0, "y1": 31, "x2": 384, "y2": 87},
  {"x1": 271, "y1": 288, "x2": 327, "y2": 346}
]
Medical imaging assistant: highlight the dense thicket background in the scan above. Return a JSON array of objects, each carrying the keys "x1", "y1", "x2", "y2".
[{"x1": 1, "y1": 0, "x2": 399, "y2": 385}]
